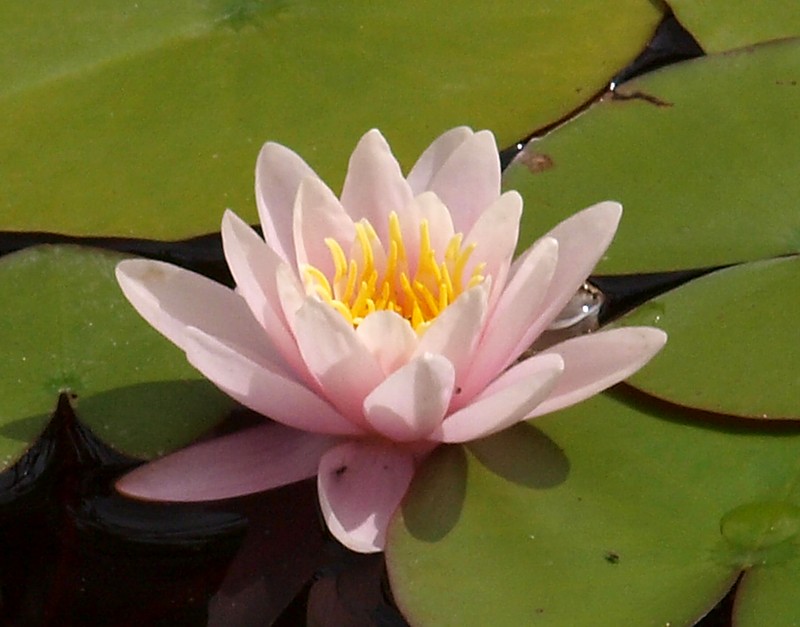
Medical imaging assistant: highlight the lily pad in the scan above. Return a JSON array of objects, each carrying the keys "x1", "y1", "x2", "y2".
[
  {"x1": 387, "y1": 391, "x2": 800, "y2": 626},
  {"x1": 669, "y1": 0, "x2": 800, "y2": 53},
  {"x1": 0, "y1": 0, "x2": 662, "y2": 239},
  {"x1": 0, "y1": 245, "x2": 232, "y2": 466},
  {"x1": 504, "y1": 37, "x2": 800, "y2": 274},
  {"x1": 620, "y1": 256, "x2": 800, "y2": 420}
]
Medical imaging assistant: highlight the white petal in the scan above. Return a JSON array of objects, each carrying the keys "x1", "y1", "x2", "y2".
[
  {"x1": 256, "y1": 142, "x2": 319, "y2": 265},
  {"x1": 457, "y1": 237, "x2": 558, "y2": 405},
  {"x1": 116, "y1": 259, "x2": 274, "y2": 364},
  {"x1": 293, "y1": 177, "x2": 355, "y2": 278},
  {"x1": 356, "y1": 311, "x2": 418, "y2": 375},
  {"x1": 117, "y1": 423, "x2": 335, "y2": 501},
  {"x1": 363, "y1": 354, "x2": 455, "y2": 442},
  {"x1": 293, "y1": 299, "x2": 383, "y2": 426},
  {"x1": 317, "y1": 441, "x2": 415, "y2": 553},
  {"x1": 415, "y1": 285, "x2": 487, "y2": 385},
  {"x1": 407, "y1": 126, "x2": 474, "y2": 194},
  {"x1": 183, "y1": 326, "x2": 363, "y2": 436},
  {"x1": 340, "y1": 129, "x2": 413, "y2": 242},
  {"x1": 529, "y1": 327, "x2": 668, "y2": 417},
  {"x1": 427, "y1": 130, "x2": 501, "y2": 233},
  {"x1": 431, "y1": 353, "x2": 564, "y2": 443}
]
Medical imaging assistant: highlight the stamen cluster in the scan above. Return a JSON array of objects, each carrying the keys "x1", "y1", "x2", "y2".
[{"x1": 303, "y1": 211, "x2": 485, "y2": 330}]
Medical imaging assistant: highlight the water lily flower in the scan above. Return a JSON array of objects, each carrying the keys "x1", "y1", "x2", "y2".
[{"x1": 115, "y1": 127, "x2": 666, "y2": 553}]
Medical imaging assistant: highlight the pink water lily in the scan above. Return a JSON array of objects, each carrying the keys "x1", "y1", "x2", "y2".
[{"x1": 115, "y1": 127, "x2": 666, "y2": 553}]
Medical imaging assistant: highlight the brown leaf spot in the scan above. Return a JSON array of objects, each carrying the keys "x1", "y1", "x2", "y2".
[{"x1": 518, "y1": 151, "x2": 554, "y2": 174}]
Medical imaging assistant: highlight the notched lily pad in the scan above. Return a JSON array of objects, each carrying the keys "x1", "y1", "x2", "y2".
[
  {"x1": 620, "y1": 256, "x2": 800, "y2": 420},
  {"x1": 0, "y1": 245, "x2": 232, "y2": 467},
  {"x1": 0, "y1": 0, "x2": 663, "y2": 238},
  {"x1": 505, "y1": 37, "x2": 800, "y2": 274},
  {"x1": 387, "y1": 391, "x2": 800, "y2": 626}
]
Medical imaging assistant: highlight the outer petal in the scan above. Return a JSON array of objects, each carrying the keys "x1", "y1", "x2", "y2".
[
  {"x1": 431, "y1": 353, "x2": 564, "y2": 444},
  {"x1": 117, "y1": 423, "x2": 335, "y2": 501},
  {"x1": 363, "y1": 354, "x2": 455, "y2": 442},
  {"x1": 256, "y1": 142, "x2": 319, "y2": 265},
  {"x1": 293, "y1": 177, "x2": 355, "y2": 278},
  {"x1": 340, "y1": 129, "x2": 413, "y2": 242},
  {"x1": 183, "y1": 326, "x2": 363, "y2": 436},
  {"x1": 528, "y1": 327, "x2": 668, "y2": 417},
  {"x1": 293, "y1": 298, "x2": 383, "y2": 425},
  {"x1": 458, "y1": 237, "x2": 558, "y2": 405},
  {"x1": 427, "y1": 130, "x2": 501, "y2": 233},
  {"x1": 356, "y1": 311, "x2": 417, "y2": 375},
  {"x1": 406, "y1": 126, "x2": 473, "y2": 194},
  {"x1": 317, "y1": 441, "x2": 415, "y2": 553},
  {"x1": 116, "y1": 259, "x2": 276, "y2": 364},
  {"x1": 221, "y1": 210, "x2": 308, "y2": 378},
  {"x1": 462, "y1": 190, "x2": 523, "y2": 301},
  {"x1": 516, "y1": 201, "x2": 622, "y2": 346},
  {"x1": 415, "y1": 284, "x2": 487, "y2": 385}
]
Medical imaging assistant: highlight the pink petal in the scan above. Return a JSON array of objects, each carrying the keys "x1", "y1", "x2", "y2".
[
  {"x1": 117, "y1": 423, "x2": 335, "y2": 501},
  {"x1": 293, "y1": 177, "x2": 355, "y2": 278},
  {"x1": 255, "y1": 142, "x2": 319, "y2": 265},
  {"x1": 355, "y1": 311, "x2": 418, "y2": 375},
  {"x1": 183, "y1": 326, "x2": 364, "y2": 436},
  {"x1": 221, "y1": 210, "x2": 308, "y2": 378},
  {"x1": 340, "y1": 129, "x2": 413, "y2": 242},
  {"x1": 415, "y1": 285, "x2": 487, "y2": 385},
  {"x1": 275, "y1": 263, "x2": 307, "y2": 328},
  {"x1": 457, "y1": 236, "x2": 558, "y2": 405},
  {"x1": 431, "y1": 353, "x2": 564, "y2": 444},
  {"x1": 317, "y1": 441, "x2": 415, "y2": 553},
  {"x1": 519, "y1": 201, "x2": 622, "y2": 341},
  {"x1": 528, "y1": 327, "x2": 668, "y2": 417},
  {"x1": 116, "y1": 259, "x2": 274, "y2": 362},
  {"x1": 427, "y1": 130, "x2": 500, "y2": 233},
  {"x1": 363, "y1": 354, "x2": 455, "y2": 442},
  {"x1": 462, "y1": 190, "x2": 523, "y2": 303},
  {"x1": 406, "y1": 127, "x2": 473, "y2": 194},
  {"x1": 293, "y1": 299, "x2": 383, "y2": 426}
]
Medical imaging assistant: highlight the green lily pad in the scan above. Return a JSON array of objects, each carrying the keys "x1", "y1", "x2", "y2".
[
  {"x1": 0, "y1": 245, "x2": 232, "y2": 466},
  {"x1": 669, "y1": 0, "x2": 800, "y2": 53},
  {"x1": 0, "y1": 0, "x2": 663, "y2": 239},
  {"x1": 387, "y1": 391, "x2": 800, "y2": 626},
  {"x1": 620, "y1": 256, "x2": 800, "y2": 420},
  {"x1": 735, "y1": 560, "x2": 800, "y2": 626},
  {"x1": 504, "y1": 38, "x2": 800, "y2": 274}
]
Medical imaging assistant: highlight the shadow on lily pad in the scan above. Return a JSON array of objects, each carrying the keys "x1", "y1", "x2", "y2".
[
  {"x1": 467, "y1": 422, "x2": 570, "y2": 489},
  {"x1": 400, "y1": 445, "x2": 468, "y2": 544},
  {"x1": 76, "y1": 380, "x2": 234, "y2": 460}
]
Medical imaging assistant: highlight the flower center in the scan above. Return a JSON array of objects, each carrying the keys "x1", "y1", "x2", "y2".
[{"x1": 303, "y1": 212, "x2": 485, "y2": 331}]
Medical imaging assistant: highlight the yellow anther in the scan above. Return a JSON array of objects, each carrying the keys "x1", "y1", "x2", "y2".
[{"x1": 302, "y1": 210, "x2": 486, "y2": 332}]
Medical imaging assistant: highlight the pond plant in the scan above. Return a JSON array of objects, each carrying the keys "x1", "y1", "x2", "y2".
[{"x1": 0, "y1": 1, "x2": 798, "y2": 625}]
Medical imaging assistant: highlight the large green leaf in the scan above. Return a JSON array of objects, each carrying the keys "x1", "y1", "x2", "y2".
[
  {"x1": 0, "y1": 0, "x2": 662, "y2": 238},
  {"x1": 669, "y1": 0, "x2": 800, "y2": 53},
  {"x1": 0, "y1": 245, "x2": 232, "y2": 466},
  {"x1": 387, "y1": 391, "x2": 800, "y2": 626},
  {"x1": 620, "y1": 256, "x2": 800, "y2": 420},
  {"x1": 504, "y1": 38, "x2": 800, "y2": 274}
]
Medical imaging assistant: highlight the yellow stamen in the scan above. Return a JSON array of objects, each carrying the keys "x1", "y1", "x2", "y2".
[{"x1": 302, "y1": 210, "x2": 485, "y2": 332}]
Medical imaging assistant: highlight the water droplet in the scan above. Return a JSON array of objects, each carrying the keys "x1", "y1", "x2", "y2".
[{"x1": 721, "y1": 500, "x2": 800, "y2": 553}]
